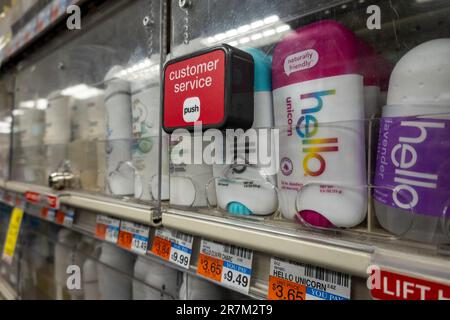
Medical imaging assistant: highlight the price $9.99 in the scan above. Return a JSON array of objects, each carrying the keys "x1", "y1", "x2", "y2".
[{"x1": 171, "y1": 251, "x2": 189, "y2": 267}]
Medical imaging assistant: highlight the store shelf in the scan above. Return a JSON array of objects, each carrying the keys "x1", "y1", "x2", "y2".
[
  {"x1": 163, "y1": 207, "x2": 450, "y2": 284},
  {"x1": 0, "y1": 277, "x2": 18, "y2": 300},
  {"x1": 3, "y1": 181, "x2": 160, "y2": 226},
  {"x1": 2, "y1": 180, "x2": 450, "y2": 287},
  {"x1": 19, "y1": 200, "x2": 264, "y2": 300},
  {"x1": 0, "y1": 0, "x2": 83, "y2": 66},
  {"x1": 163, "y1": 208, "x2": 374, "y2": 278}
]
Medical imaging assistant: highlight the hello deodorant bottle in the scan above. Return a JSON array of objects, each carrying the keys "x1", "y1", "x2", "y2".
[
  {"x1": 131, "y1": 78, "x2": 169, "y2": 201},
  {"x1": 104, "y1": 66, "x2": 134, "y2": 196},
  {"x1": 374, "y1": 39, "x2": 450, "y2": 243},
  {"x1": 213, "y1": 48, "x2": 278, "y2": 216},
  {"x1": 273, "y1": 20, "x2": 367, "y2": 228}
]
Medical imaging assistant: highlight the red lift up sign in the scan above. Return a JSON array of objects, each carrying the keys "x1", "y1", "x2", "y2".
[{"x1": 371, "y1": 269, "x2": 450, "y2": 300}]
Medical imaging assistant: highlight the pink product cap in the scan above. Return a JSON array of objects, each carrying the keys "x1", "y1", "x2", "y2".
[
  {"x1": 297, "y1": 210, "x2": 335, "y2": 228},
  {"x1": 357, "y1": 38, "x2": 379, "y2": 87},
  {"x1": 272, "y1": 20, "x2": 362, "y2": 90},
  {"x1": 378, "y1": 57, "x2": 393, "y2": 91}
]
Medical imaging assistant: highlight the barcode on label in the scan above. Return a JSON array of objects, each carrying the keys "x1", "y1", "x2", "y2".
[
  {"x1": 303, "y1": 264, "x2": 350, "y2": 287},
  {"x1": 173, "y1": 230, "x2": 193, "y2": 243},
  {"x1": 223, "y1": 244, "x2": 252, "y2": 260}
]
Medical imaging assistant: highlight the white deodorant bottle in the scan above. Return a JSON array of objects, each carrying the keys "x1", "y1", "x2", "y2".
[
  {"x1": 179, "y1": 273, "x2": 227, "y2": 300},
  {"x1": 143, "y1": 259, "x2": 180, "y2": 300},
  {"x1": 82, "y1": 243, "x2": 102, "y2": 300},
  {"x1": 131, "y1": 77, "x2": 169, "y2": 201},
  {"x1": 97, "y1": 242, "x2": 135, "y2": 300},
  {"x1": 45, "y1": 91, "x2": 72, "y2": 182},
  {"x1": 104, "y1": 66, "x2": 134, "y2": 196},
  {"x1": 374, "y1": 39, "x2": 450, "y2": 243},
  {"x1": 54, "y1": 229, "x2": 80, "y2": 300},
  {"x1": 70, "y1": 236, "x2": 96, "y2": 300},
  {"x1": 273, "y1": 21, "x2": 367, "y2": 228},
  {"x1": 213, "y1": 48, "x2": 278, "y2": 216},
  {"x1": 170, "y1": 133, "x2": 217, "y2": 208}
]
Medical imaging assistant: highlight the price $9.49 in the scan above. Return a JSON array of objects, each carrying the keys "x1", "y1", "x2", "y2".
[{"x1": 223, "y1": 270, "x2": 249, "y2": 288}]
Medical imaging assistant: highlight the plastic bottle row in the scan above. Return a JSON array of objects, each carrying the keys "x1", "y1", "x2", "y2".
[
  {"x1": 164, "y1": 20, "x2": 450, "y2": 245},
  {"x1": 12, "y1": 62, "x2": 165, "y2": 201},
  {"x1": 0, "y1": 209, "x2": 247, "y2": 300},
  {"x1": 8, "y1": 20, "x2": 450, "y2": 245}
]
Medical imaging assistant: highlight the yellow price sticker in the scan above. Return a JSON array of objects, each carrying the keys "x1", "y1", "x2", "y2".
[{"x1": 2, "y1": 207, "x2": 24, "y2": 264}]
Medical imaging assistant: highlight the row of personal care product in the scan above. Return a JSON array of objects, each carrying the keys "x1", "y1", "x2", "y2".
[
  {"x1": 14, "y1": 64, "x2": 168, "y2": 201},
  {"x1": 103, "y1": 68, "x2": 169, "y2": 200},
  {"x1": 162, "y1": 20, "x2": 450, "y2": 243},
  {"x1": 50, "y1": 229, "x2": 244, "y2": 300}
]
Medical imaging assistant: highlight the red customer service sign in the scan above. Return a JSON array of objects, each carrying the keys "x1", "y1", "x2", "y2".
[{"x1": 164, "y1": 49, "x2": 226, "y2": 129}]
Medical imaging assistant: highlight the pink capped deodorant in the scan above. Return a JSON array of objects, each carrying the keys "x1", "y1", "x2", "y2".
[{"x1": 273, "y1": 21, "x2": 367, "y2": 228}]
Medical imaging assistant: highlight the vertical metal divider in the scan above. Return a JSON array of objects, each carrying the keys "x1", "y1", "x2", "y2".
[
  {"x1": 367, "y1": 117, "x2": 374, "y2": 232},
  {"x1": 154, "y1": 0, "x2": 170, "y2": 224},
  {"x1": 7, "y1": 74, "x2": 16, "y2": 183}
]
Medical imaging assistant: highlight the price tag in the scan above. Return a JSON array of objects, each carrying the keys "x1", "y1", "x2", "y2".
[
  {"x1": 40, "y1": 207, "x2": 56, "y2": 222},
  {"x1": 117, "y1": 221, "x2": 150, "y2": 255},
  {"x1": 95, "y1": 215, "x2": 120, "y2": 243},
  {"x1": 63, "y1": 208, "x2": 75, "y2": 227},
  {"x1": 197, "y1": 239, "x2": 253, "y2": 294},
  {"x1": 14, "y1": 195, "x2": 24, "y2": 209},
  {"x1": 55, "y1": 210, "x2": 65, "y2": 225},
  {"x1": 0, "y1": 189, "x2": 5, "y2": 203},
  {"x1": 25, "y1": 191, "x2": 41, "y2": 204},
  {"x1": 4, "y1": 193, "x2": 14, "y2": 206},
  {"x1": 55, "y1": 207, "x2": 75, "y2": 227},
  {"x1": 2, "y1": 207, "x2": 25, "y2": 264},
  {"x1": 151, "y1": 228, "x2": 194, "y2": 269},
  {"x1": 45, "y1": 195, "x2": 60, "y2": 210},
  {"x1": 268, "y1": 257, "x2": 351, "y2": 301}
]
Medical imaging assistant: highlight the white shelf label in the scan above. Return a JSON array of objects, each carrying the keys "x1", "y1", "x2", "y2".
[
  {"x1": 269, "y1": 257, "x2": 351, "y2": 300},
  {"x1": 118, "y1": 221, "x2": 150, "y2": 255},
  {"x1": 151, "y1": 228, "x2": 194, "y2": 269},
  {"x1": 197, "y1": 239, "x2": 253, "y2": 294},
  {"x1": 95, "y1": 215, "x2": 120, "y2": 244},
  {"x1": 40, "y1": 207, "x2": 55, "y2": 222},
  {"x1": 63, "y1": 208, "x2": 75, "y2": 227}
]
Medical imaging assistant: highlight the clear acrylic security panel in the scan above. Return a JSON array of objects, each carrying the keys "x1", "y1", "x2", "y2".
[
  {"x1": 0, "y1": 74, "x2": 13, "y2": 181},
  {"x1": 11, "y1": 0, "x2": 164, "y2": 204},
  {"x1": 169, "y1": 0, "x2": 450, "y2": 244},
  {"x1": 9, "y1": 212, "x2": 245, "y2": 300}
]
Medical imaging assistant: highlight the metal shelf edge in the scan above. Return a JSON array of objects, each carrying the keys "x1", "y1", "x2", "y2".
[
  {"x1": 0, "y1": 277, "x2": 18, "y2": 300},
  {"x1": 61, "y1": 195, "x2": 153, "y2": 226},
  {"x1": 3, "y1": 181, "x2": 153, "y2": 226},
  {"x1": 162, "y1": 210, "x2": 372, "y2": 278}
]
